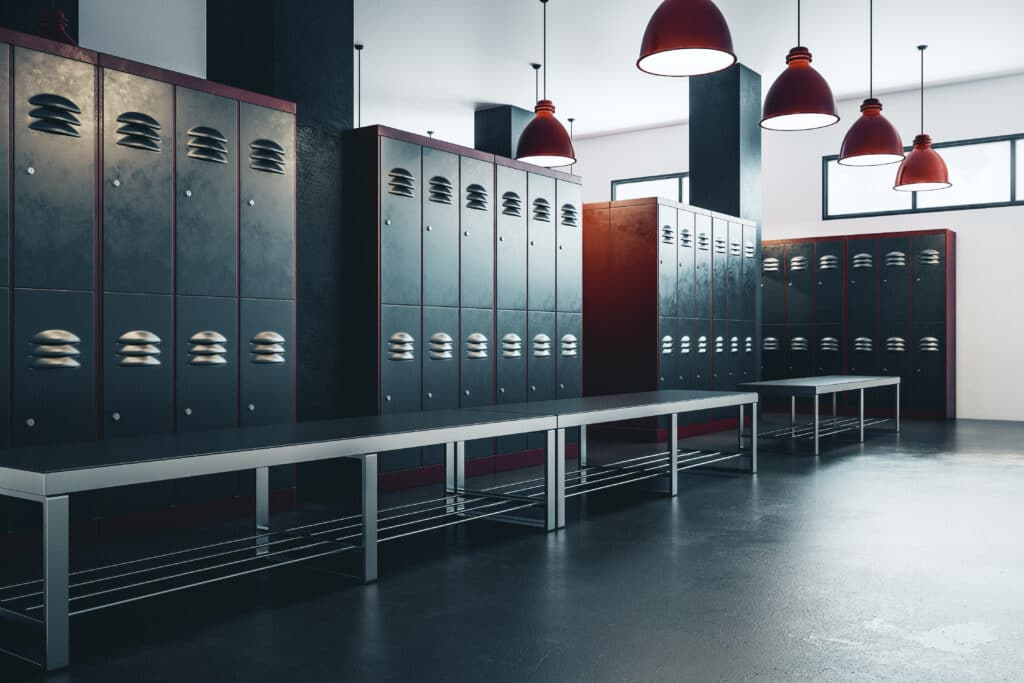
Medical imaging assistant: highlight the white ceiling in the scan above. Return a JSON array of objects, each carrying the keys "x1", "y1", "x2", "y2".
[{"x1": 354, "y1": 0, "x2": 1024, "y2": 146}]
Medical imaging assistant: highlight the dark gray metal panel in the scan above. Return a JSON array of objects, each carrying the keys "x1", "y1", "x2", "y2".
[
  {"x1": 496, "y1": 165, "x2": 527, "y2": 311},
  {"x1": 556, "y1": 179, "x2": 582, "y2": 313},
  {"x1": 380, "y1": 137, "x2": 422, "y2": 307},
  {"x1": 422, "y1": 306, "x2": 459, "y2": 465},
  {"x1": 761, "y1": 323, "x2": 785, "y2": 380},
  {"x1": 176, "y1": 87, "x2": 238, "y2": 298},
  {"x1": 785, "y1": 242, "x2": 813, "y2": 324},
  {"x1": 527, "y1": 173, "x2": 556, "y2": 312},
  {"x1": 911, "y1": 322, "x2": 946, "y2": 414},
  {"x1": 879, "y1": 321, "x2": 911, "y2": 410},
  {"x1": 12, "y1": 288, "x2": 94, "y2": 446},
  {"x1": 786, "y1": 323, "x2": 814, "y2": 377},
  {"x1": 694, "y1": 214, "x2": 712, "y2": 318},
  {"x1": 103, "y1": 292, "x2": 173, "y2": 438},
  {"x1": 742, "y1": 223, "x2": 759, "y2": 323},
  {"x1": 460, "y1": 156, "x2": 494, "y2": 309},
  {"x1": 0, "y1": 289, "x2": 8, "y2": 448},
  {"x1": 676, "y1": 318, "x2": 695, "y2": 389},
  {"x1": 693, "y1": 318, "x2": 712, "y2": 389},
  {"x1": 176, "y1": 295, "x2": 238, "y2": 431},
  {"x1": 879, "y1": 236, "x2": 911, "y2": 325},
  {"x1": 711, "y1": 319, "x2": 730, "y2": 389},
  {"x1": 741, "y1": 320, "x2": 756, "y2": 384},
  {"x1": 847, "y1": 322, "x2": 878, "y2": 376},
  {"x1": 527, "y1": 309, "x2": 556, "y2": 449},
  {"x1": 496, "y1": 309, "x2": 528, "y2": 455},
  {"x1": 379, "y1": 303, "x2": 421, "y2": 472},
  {"x1": 712, "y1": 218, "x2": 729, "y2": 319},
  {"x1": 13, "y1": 47, "x2": 95, "y2": 291},
  {"x1": 460, "y1": 306, "x2": 494, "y2": 458},
  {"x1": 848, "y1": 238, "x2": 878, "y2": 328},
  {"x1": 422, "y1": 147, "x2": 460, "y2": 308},
  {"x1": 814, "y1": 239, "x2": 844, "y2": 324},
  {"x1": 0, "y1": 45, "x2": 9, "y2": 287},
  {"x1": 727, "y1": 222, "x2": 743, "y2": 321},
  {"x1": 658, "y1": 204, "x2": 677, "y2": 318},
  {"x1": 816, "y1": 323, "x2": 844, "y2": 375},
  {"x1": 556, "y1": 312, "x2": 581, "y2": 399},
  {"x1": 240, "y1": 298, "x2": 294, "y2": 426},
  {"x1": 658, "y1": 316, "x2": 677, "y2": 390},
  {"x1": 677, "y1": 210, "x2": 695, "y2": 319},
  {"x1": 912, "y1": 234, "x2": 947, "y2": 323},
  {"x1": 240, "y1": 102, "x2": 295, "y2": 300},
  {"x1": 103, "y1": 69, "x2": 173, "y2": 295},
  {"x1": 761, "y1": 243, "x2": 784, "y2": 325}
]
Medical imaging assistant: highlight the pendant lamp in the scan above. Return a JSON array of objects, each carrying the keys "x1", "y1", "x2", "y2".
[
  {"x1": 760, "y1": 0, "x2": 838, "y2": 131},
  {"x1": 838, "y1": 0, "x2": 904, "y2": 166},
  {"x1": 894, "y1": 46, "x2": 950, "y2": 192},
  {"x1": 637, "y1": 0, "x2": 736, "y2": 76},
  {"x1": 516, "y1": 0, "x2": 576, "y2": 167}
]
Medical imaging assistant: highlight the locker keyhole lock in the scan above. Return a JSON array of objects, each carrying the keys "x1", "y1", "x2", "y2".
[
  {"x1": 559, "y1": 245, "x2": 564, "y2": 251},
  {"x1": 248, "y1": 404, "x2": 256, "y2": 412},
  {"x1": 385, "y1": 395, "x2": 392, "y2": 402},
  {"x1": 25, "y1": 418, "x2": 35, "y2": 428},
  {"x1": 530, "y1": 240, "x2": 536, "y2": 247},
  {"x1": 248, "y1": 199, "x2": 255, "y2": 207},
  {"x1": 185, "y1": 190, "x2": 193, "y2": 198},
  {"x1": 916, "y1": 277, "x2": 922, "y2": 283},
  {"x1": 499, "y1": 387, "x2": 505, "y2": 393},
  {"x1": 426, "y1": 225, "x2": 433, "y2": 231},
  {"x1": 385, "y1": 219, "x2": 392, "y2": 226},
  {"x1": 559, "y1": 383, "x2": 565, "y2": 390},
  {"x1": 464, "y1": 390, "x2": 471, "y2": 396},
  {"x1": 531, "y1": 385, "x2": 537, "y2": 391},
  {"x1": 498, "y1": 236, "x2": 504, "y2": 242},
  {"x1": 426, "y1": 392, "x2": 433, "y2": 399},
  {"x1": 26, "y1": 167, "x2": 35, "y2": 176},
  {"x1": 184, "y1": 408, "x2": 192, "y2": 416},
  {"x1": 463, "y1": 231, "x2": 469, "y2": 237},
  {"x1": 112, "y1": 179, "x2": 121, "y2": 188},
  {"x1": 111, "y1": 412, "x2": 121, "y2": 421}
]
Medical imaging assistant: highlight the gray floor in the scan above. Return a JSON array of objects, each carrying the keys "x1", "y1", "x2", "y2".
[{"x1": 2, "y1": 416, "x2": 1024, "y2": 681}]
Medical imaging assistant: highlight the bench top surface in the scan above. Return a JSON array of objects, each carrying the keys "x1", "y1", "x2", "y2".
[{"x1": 738, "y1": 376, "x2": 900, "y2": 395}]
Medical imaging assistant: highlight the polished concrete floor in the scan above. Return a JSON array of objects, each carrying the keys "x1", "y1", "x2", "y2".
[{"x1": 2, "y1": 417, "x2": 1024, "y2": 681}]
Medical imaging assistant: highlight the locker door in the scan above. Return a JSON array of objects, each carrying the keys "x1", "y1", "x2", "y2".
[
  {"x1": 496, "y1": 309, "x2": 528, "y2": 454},
  {"x1": 103, "y1": 69, "x2": 173, "y2": 295},
  {"x1": 380, "y1": 137, "x2": 422, "y2": 306},
  {"x1": 496, "y1": 166, "x2": 528, "y2": 310},
  {"x1": 677, "y1": 210, "x2": 696, "y2": 319},
  {"x1": 460, "y1": 157, "x2": 494, "y2": 309},
  {"x1": 677, "y1": 318, "x2": 695, "y2": 389},
  {"x1": 177, "y1": 295, "x2": 237, "y2": 431},
  {"x1": 0, "y1": 45, "x2": 7, "y2": 287},
  {"x1": 761, "y1": 324, "x2": 785, "y2": 380},
  {"x1": 847, "y1": 238, "x2": 878, "y2": 328},
  {"x1": 528, "y1": 174, "x2": 557, "y2": 311},
  {"x1": 694, "y1": 214, "x2": 712, "y2": 319},
  {"x1": 727, "y1": 222, "x2": 743, "y2": 322},
  {"x1": 13, "y1": 47, "x2": 95, "y2": 291},
  {"x1": 0, "y1": 290, "x2": 7, "y2": 447},
  {"x1": 741, "y1": 223, "x2": 759, "y2": 323},
  {"x1": 786, "y1": 324, "x2": 813, "y2": 377},
  {"x1": 741, "y1": 321, "x2": 756, "y2": 383},
  {"x1": 728, "y1": 326, "x2": 742, "y2": 387},
  {"x1": 911, "y1": 322, "x2": 947, "y2": 416},
  {"x1": 422, "y1": 306, "x2": 459, "y2": 464},
  {"x1": 879, "y1": 321, "x2": 910, "y2": 410},
  {"x1": 693, "y1": 319, "x2": 712, "y2": 389},
  {"x1": 556, "y1": 180, "x2": 582, "y2": 312},
  {"x1": 658, "y1": 205, "x2": 677, "y2": 318},
  {"x1": 712, "y1": 218, "x2": 729, "y2": 319},
  {"x1": 879, "y1": 236, "x2": 911, "y2": 325},
  {"x1": 240, "y1": 298, "x2": 294, "y2": 426},
  {"x1": 658, "y1": 317, "x2": 677, "y2": 389},
  {"x1": 711, "y1": 320, "x2": 729, "y2": 389},
  {"x1": 380, "y1": 304, "x2": 422, "y2": 471},
  {"x1": 461, "y1": 307, "x2": 494, "y2": 458},
  {"x1": 913, "y1": 234, "x2": 947, "y2": 323},
  {"x1": 816, "y1": 323, "x2": 843, "y2": 375},
  {"x1": 785, "y1": 243, "x2": 813, "y2": 324},
  {"x1": 13, "y1": 289, "x2": 94, "y2": 445},
  {"x1": 422, "y1": 148, "x2": 460, "y2": 308},
  {"x1": 762, "y1": 244, "x2": 784, "y2": 324},
  {"x1": 814, "y1": 239, "x2": 844, "y2": 324},
  {"x1": 527, "y1": 310, "x2": 556, "y2": 450},
  {"x1": 176, "y1": 87, "x2": 237, "y2": 298},
  {"x1": 240, "y1": 103, "x2": 295, "y2": 300},
  {"x1": 847, "y1": 324, "x2": 878, "y2": 376},
  {"x1": 556, "y1": 313, "x2": 582, "y2": 398},
  {"x1": 104, "y1": 292, "x2": 173, "y2": 438}
]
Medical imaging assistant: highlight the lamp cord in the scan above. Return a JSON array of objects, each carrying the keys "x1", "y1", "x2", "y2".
[
  {"x1": 542, "y1": 0, "x2": 548, "y2": 100},
  {"x1": 919, "y1": 46, "x2": 926, "y2": 134},
  {"x1": 354, "y1": 44, "x2": 363, "y2": 127},
  {"x1": 868, "y1": 0, "x2": 873, "y2": 98},
  {"x1": 797, "y1": 0, "x2": 801, "y2": 46}
]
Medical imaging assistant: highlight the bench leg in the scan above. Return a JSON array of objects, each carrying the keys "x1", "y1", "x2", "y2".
[
  {"x1": 361, "y1": 454, "x2": 378, "y2": 584},
  {"x1": 455, "y1": 441, "x2": 466, "y2": 513},
  {"x1": 791, "y1": 396, "x2": 796, "y2": 437},
  {"x1": 750, "y1": 403, "x2": 758, "y2": 474},
  {"x1": 255, "y1": 467, "x2": 270, "y2": 532},
  {"x1": 555, "y1": 429, "x2": 567, "y2": 529},
  {"x1": 668, "y1": 413, "x2": 679, "y2": 497},
  {"x1": 896, "y1": 384, "x2": 901, "y2": 433},
  {"x1": 859, "y1": 389, "x2": 865, "y2": 443},
  {"x1": 832, "y1": 393, "x2": 837, "y2": 430},
  {"x1": 738, "y1": 404, "x2": 744, "y2": 450},
  {"x1": 579, "y1": 424, "x2": 588, "y2": 469},
  {"x1": 444, "y1": 442, "x2": 456, "y2": 513},
  {"x1": 813, "y1": 396, "x2": 820, "y2": 456},
  {"x1": 44, "y1": 495, "x2": 70, "y2": 671}
]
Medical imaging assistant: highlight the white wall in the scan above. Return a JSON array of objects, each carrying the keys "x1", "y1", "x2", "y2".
[
  {"x1": 78, "y1": 0, "x2": 206, "y2": 78},
  {"x1": 574, "y1": 73, "x2": 1024, "y2": 421}
]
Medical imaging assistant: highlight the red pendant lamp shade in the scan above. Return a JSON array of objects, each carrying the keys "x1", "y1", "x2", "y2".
[
  {"x1": 839, "y1": 98, "x2": 905, "y2": 166},
  {"x1": 516, "y1": 99, "x2": 576, "y2": 167},
  {"x1": 761, "y1": 47, "x2": 839, "y2": 131},
  {"x1": 637, "y1": 0, "x2": 736, "y2": 76},
  {"x1": 894, "y1": 134, "x2": 950, "y2": 191}
]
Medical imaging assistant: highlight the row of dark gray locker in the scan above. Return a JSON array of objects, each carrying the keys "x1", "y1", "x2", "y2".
[
  {"x1": 0, "y1": 44, "x2": 295, "y2": 300},
  {"x1": 658, "y1": 318, "x2": 758, "y2": 391}
]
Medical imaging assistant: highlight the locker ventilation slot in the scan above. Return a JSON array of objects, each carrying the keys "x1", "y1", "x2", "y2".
[
  {"x1": 697, "y1": 336, "x2": 709, "y2": 353},
  {"x1": 466, "y1": 333, "x2": 489, "y2": 359},
  {"x1": 501, "y1": 192, "x2": 523, "y2": 217},
  {"x1": 885, "y1": 337, "x2": 906, "y2": 352},
  {"x1": 388, "y1": 332, "x2": 415, "y2": 361},
  {"x1": 853, "y1": 337, "x2": 873, "y2": 352},
  {"x1": 387, "y1": 168, "x2": 415, "y2": 198},
  {"x1": 560, "y1": 204, "x2": 578, "y2": 227},
  {"x1": 533, "y1": 198, "x2": 551, "y2": 222},
  {"x1": 27, "y1": 93, "x2": 81, "y2": 137},
  {"x1": 918, "y1": 249, "x2": 941, "y2": 265},
  {"x1": 679, "y1": 336, "x2": 692, "y2": 354},
  {"x1": 186, "y1": 126, "x2": 228, "y2": 164},
  {"x1": 661, "y1": 336, "x2": 674, "y2": 355},
  {"x1": 116, "y1": 112, "x2": 161, "y2": 152},
  {"x1": 819, "y1": 337, "x2": 840, "y2": 352},
  {"x1": 249, "y1": 139, "x2": 286, "y2": 175},
  {"x1": 884, "y1": 251, "x2": 907, "y2": 267},
  {"x1": 661, "y1": 225, "x2": 674, "y2": 245},
  {"x1": 560, "y1": 334, "x2": 579, "y2": 357},
  {"x1": 790, "y1": 337, "x2": 809, "y2": 352},
  {"x1": 189, "y1": 331, "x2": 228, "y2": 366},
  {"x1": 428, "y1": 176, "x2": 454, "y2": 205},
  {"x1": 763, "y1": 337, "x2": 780, "y2": 351},
  {"x1": 744, "y1": 336, "x2": 754, "y2": 352},
  {"x1": 919, "y1": 337, "x2": 941, "y2": 352},
  {"x1": 763, "y1": 257, "x2": 780, "y2": 273},
  {"x1": 714, "y1": 336, "x2": 725, "y2": 353},
  {"x1": 680, "y1": 229, "x2": 693, "y2": 248},
  {"x1": 818, "y1": 254, "x2": 840, "y2": 270},
  {"x1": 789, "y1": 255, "x2": 808, "y2": 271},
  {"x1": 730, "y1": 336, "x2": 740, "y2": 353},
  {"x1": 714, "y1": 238, "x2": 727, "y2": 254},
  {"x1": 466, "y1": 184, "x2": 489, "y2": 211},
  {"x1": 428, "y1": 333, "x2": 454, "y2": 361},
  {"x1": 697, "y1": 233, "x2": 710, "y2": 251},
  {"x1": 501, "y1": 333, "x2": 523, "y2": 359},
  {"x1": 730, "y1": 241, "x2": 742, "y2": 257},
  {"x1": 744, "y1": 242, "x2": 755, "y2": 259},
  {"x1": 29, "y1": 330, "x2": 81, "y2": 369},
  {"x1": 852, "y1": 253, "x2": 873, "y2": 269},
  {"x1": 117, "y1": 330, "x2": 162, "y2": 367},
  {"x1": 250, "y1": 331, "x2": 286, "y2": 364},
  {"x1": 532, "y1": 334, "x2": 552, "y2": 358}
]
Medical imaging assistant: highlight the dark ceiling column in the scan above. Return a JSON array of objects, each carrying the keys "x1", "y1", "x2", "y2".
[
  {"x1": 688, "y1": 63, "x2": 762, "y2": 222},
  {"x1": 474, "y1": 105, "x2": 534, "y2": 157}
]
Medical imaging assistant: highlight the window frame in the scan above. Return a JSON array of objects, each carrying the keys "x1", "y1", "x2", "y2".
[
  {"x1": 611, "y1": 172, "x2": 689, "y2": 203},
  {"x1": 822, "y1": 133, "x2": 1022, "y2": 220}
]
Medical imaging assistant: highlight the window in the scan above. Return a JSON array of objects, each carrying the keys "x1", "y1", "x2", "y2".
[
  {"x1": 823, "y1": 134, "x2": 1023, "y2": 219},
  {"x1": 612, "y1": 172, "x2": 689, "y2": 203}
]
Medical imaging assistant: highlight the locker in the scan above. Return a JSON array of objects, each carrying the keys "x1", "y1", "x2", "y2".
[
  {"x1": 786, "y1": 324, "x2": 814, "y2": 377},
  {"x1": 176, "y1": 295, "x2": 238, "y2": 431},
  {"x1": 103, "y1": 292, "x2": 173, "y2": 438},
  {"x1": 460, "y1": 157, "x2": 494, "y2": 309},
  {"x1": 380, "y1": 137, "x2": 422, "y2": 306},
  {"x1": 694, "y1": 213, "x2": 712, "y2": 319},
  {"x1": 847, "y1": 323, "x2": 878, "y2": 375},
  {"x1": 785, "y1": 243, "x2": 813, "y2": 324},
  {"x1": 496, "y1": 309, "x2": 528, "y2": 454},
  {"x1": 814, "y1": 239, "x2": 844, "y2": 324},
  {"x1": 712, "y1": 218, "x2": 729, "y2": 319},
  {"x1": 913, "y1": 234, "x2": 947, "y2": 323},
  {"x1": 460, "y1": 307, "x2": 494, "y2": 458},
  {"x1": 528, "y1": 173, "x2": 557, "y2": 311},
  {"x1": 761, "y1": 243, "x2": 784, "y2": 324},
  {"x1": 658, "y1": 317, "x2": 677, "y2": 389},
  {"x1": 496, "y1": 165, "x2": 528, "y2": 310},
  {"x1": 742, "y1": 223, "x2": 759, "y2": 323},
  {"x1": 727, "y1": 222, "x2": 743, "y2": 321},
  {"x1": 911, "y1": 322, "x2": 947, "y2": 415},
  {"x1": 879, "y1": 236, "x2": 911, "y2": 324},
  {"x1": 380, "y1": 303, "x2": 422, "y2": 471},
  {"x1": 676, "y1": 318, "x2": 695, "y2": 389},
  {"x1": 0, "y1": 290, "x2": 8, "y2": 448},
  {"x1": 556, "y1": 312, "x2": 582, "y2": 398},
  {"x1": 0, "y1": 46, "x2": 10, "y2": 287},
  {"x1": 658, "y1": 206, "x2": 677, "y2": 318},
  {"x1": 761, "y1": 323, "x2": 785, "y2": 380},
  {"x1": 847, "y1": 238, "x2": 878, "y2": 327},
  {"x1": 422, "y1": 148, "x2": 460, "y2": 308},
  {"x1": 421, "y1": 306, "x2": 460, "y2": 465},
  {"x1": 741, "y1": 321, "x2": 756, "y2": 383},
  {"x1": 240, "y1": 103, "x2": 295, "y2": 300},
  {"x1": 12, "y1": 289, "x2": 94, "y2": 446},
  {"x1": 816, "y1": 323, "x2": 844, "y2": 374},
  {"x1": 556, "y1": 179, "x2": 583, "y2": 313},
  {"x1": 693, "y1": 319, "x2": 713, "y2": 389},
  {"x1": 240, "y1": 298, "x2": 294, "y2": 426},
  {"x1": 527, "y1": 310, "x2": 557, "y2": 449},
  {"x1": 103, "y1": 69, "x2": 173, "y2": 295},
  {"x1": 13, "y1": 47, "x2": 96, "y2": 291},
  {"x1": 879, "y1": 321, "x2": 911, "y2": 410},
  {"x1": 677, "y1": 210, "x2": 696, "y2": 319},
  {"x1": 711, "y1": 320, "x2": 730, "y2": 389}
]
